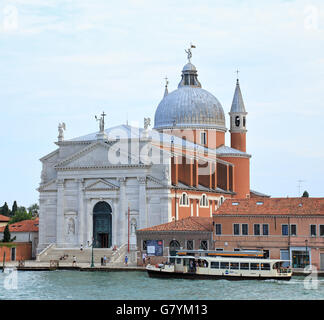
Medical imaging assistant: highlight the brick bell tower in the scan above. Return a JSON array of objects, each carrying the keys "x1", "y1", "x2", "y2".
[{"x1": 229, "y1": 78, "x2": 247, "y2": 152}]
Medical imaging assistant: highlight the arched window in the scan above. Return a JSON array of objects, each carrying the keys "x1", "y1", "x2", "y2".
[
  {"x1": 235, "y1": 116, "x2": 240, "y2": 127},
  {"x1": 199, "y1": 194, "x2": 209, "y2": 207},
  {"x1": 219, "y1": 196, "x2": 225, "y2": 207},
  {"x1": 243, "y1": 116, "x2": 246, "y2": 127},
  {"x1": 179, "y1": 192, "x2": 189, "y2": 206}
]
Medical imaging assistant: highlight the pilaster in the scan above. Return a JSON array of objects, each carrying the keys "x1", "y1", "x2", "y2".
[{"x1": 56, "y1": 179, "x2": 64, "y2": 246}]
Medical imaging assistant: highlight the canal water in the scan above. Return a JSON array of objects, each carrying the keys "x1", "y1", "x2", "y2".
[{"x1": 0, "y1": 270, "x2": 323, "y2": 300}]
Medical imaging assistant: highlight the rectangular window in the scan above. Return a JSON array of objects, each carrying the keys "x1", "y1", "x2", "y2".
[
  {"x1": 143, "y1": 240, "x2": 147, "y2": 250},
  {"x1": 320, "y1": 225, "x2": 324, "y2": 237},
  {"x1": 220, "y1": 262, "x2": 229, "y2": 269},
  {"x1": 11, "y1": 247, "x2": 16, "y2": 261},
  {"x1": 310, "y1": 224, "x2": 317, "y2": 237},
  {"x1": 250, "y1": 263, "x2": 260, "y2": 270},
  {"x1": 262, "y1": 224, "x2": 269, "y2": 236},
  {"x1": 234, "y1": 248, "x2": 240, "y2": 252},
  {"x1": 176, "y1": 258, "x2": 182, "y2": 264},
  {"x1": 200, "y1": 132, "x2": 207, "y2": 145},
  {"x1": 240, "y1": 263, "x2": 249, "y2": 270},
  {"x1": 200, "y1": 240, "x2": 208, "y2": 250},
  {"x1": 261, "y1": 263, "x2": 270, "y2": 270},
  {"x1": 242, "y1": 224, "x2": 248, "y2": 235},
  {"x1": 187, "y1": 240, "x2": 194, "y2": 250},
  {"x1": 211, "y1": 262, "x2": 219, "y2": 269},
  {"x1": 290, "y1": 224, "x2": 297, "y2": 236},
  {"x1": 254, "y1": 224, "x2": 260, "y2": 236},
  {"x1": 216, "y1": 248, "x2": 224, "y2": 251},
  {"x1": 230, "y1": 262, "x2": 239, "y2": 270},
  {"x1": 282, "y1": 224, "x2": 289, "y2": 236},
  {"x1": 233, "y1": 224, "x2": 240, "y2": 235},
  {"x1": 215, "y1": 224, "x2": 222, "y2": 235}
]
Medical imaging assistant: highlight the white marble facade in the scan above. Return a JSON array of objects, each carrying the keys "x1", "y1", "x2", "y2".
[{"x1": 37, "y1": 125, "x2": 171, "y2": 252}]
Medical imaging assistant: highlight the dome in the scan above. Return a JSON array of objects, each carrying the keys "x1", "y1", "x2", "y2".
[
  {"x1": 154, "y1": 60, "x2": 226, "y2": 131},
  {"x1": 182, "y1": 62, "x2": 197, "y2": 72},
  {"x1": 154, "y1": 87, "x2": 226, "y2": 130}
]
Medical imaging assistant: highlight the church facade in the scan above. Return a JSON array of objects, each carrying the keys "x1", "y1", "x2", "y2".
[{"x1": 37, "y1": 49, "x2": 259, "y2": 252}]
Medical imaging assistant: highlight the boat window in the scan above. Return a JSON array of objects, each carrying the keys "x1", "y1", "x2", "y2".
[
  {"x1": 220, "y1": 262, "x2": 229, "y2": 269},
  {"x1": 240, "y1": 263, "x2": 249, "y2": 270},
  {"x1": 176, "y1": 258, "x2": 182, "y2": 264},
  {"x1": 211, "y1": 262, "x2": 219, "y2": 269},
  {"x1": 202, "y1": 260, "x2": 209, "y2": 268},
  {"x1": 250, "y1": 263, "x2": 260, "y2": 270},
  {"x1": 261, "y1": 263, "x2": 270, "y2": 270},
  {"x1": 230, "y1": 262, "x2": 239, "y2": 270}
]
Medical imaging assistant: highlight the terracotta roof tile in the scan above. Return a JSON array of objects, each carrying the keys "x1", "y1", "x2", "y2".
[
  {"x1": 0, "y1": 215, "x2": 10, "y2": 222},
  {"x1": 138, "y1": 216, "x2": 213, "y2": 232},
  {"x1": 215, "y1": 198, "x2": 324, "y2": 216},
  {"x1": 0, "y1": 218, "x2": 39, "y2": 233}
]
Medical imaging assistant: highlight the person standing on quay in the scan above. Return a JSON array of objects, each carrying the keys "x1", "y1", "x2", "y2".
[
  {"x1": 72, "y1": 256, "x2": 77, "y2": 267},
  {"x1": 125, "y1": 255, "x2": 128, "y2": 266}
]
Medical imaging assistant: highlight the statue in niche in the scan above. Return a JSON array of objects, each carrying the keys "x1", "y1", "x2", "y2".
[
  {"x1": 131, "y1": 219, "x2": 137, "y2": 234},
  {"x1": 67, "y1": 217, "x2": 75, "y2": 235}
]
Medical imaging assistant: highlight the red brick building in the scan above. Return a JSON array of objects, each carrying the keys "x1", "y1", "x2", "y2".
[
  {"x1": 153, "y1": 56, "x2": 266, "y2": 222},
  {"x1": 0, "y1": 218, "x2": 39, "y2": 260},
  {"x1": 213, "y1": 198, "x2": 324, "y2": 270}
]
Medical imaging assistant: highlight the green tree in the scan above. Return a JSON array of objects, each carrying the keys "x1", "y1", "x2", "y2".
[
  {"x1": 9, "y1": 206, "x2": 33, "y2": 224},
  {"x1": 0, "y1": 202, "x2": 10, "y2": 217},
  {"x1": 11, "y1": 201, "x2": 18, "y2": 217},
  {"x1": 302, "y1": 190, "x2": 309, "y2": 198},
  {"x1": 2, "y1": 224, "x2": 15, "y2": 242},
  {"x1": 28, "y1": 203, "x2": 39, "y2": 217}
]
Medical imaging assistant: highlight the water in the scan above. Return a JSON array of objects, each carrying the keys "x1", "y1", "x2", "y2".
[{"x1": 0, "y1": 270, "x2": 323, "y2": 300}]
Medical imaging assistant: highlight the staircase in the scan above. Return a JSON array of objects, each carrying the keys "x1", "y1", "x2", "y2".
[
  {"x1": 37, "y1": 243, "x2": 138, "y2": 266},
  {"x1": 37, "y1": 245, "x2": 113, "y2": 263}
]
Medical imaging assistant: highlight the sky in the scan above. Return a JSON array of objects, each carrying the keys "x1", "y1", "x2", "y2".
[{"x1": 0, "y1": 0, "x2": 323, "y2": 208}]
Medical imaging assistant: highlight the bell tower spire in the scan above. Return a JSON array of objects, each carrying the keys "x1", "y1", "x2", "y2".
[{"x1": 229, "y1": 73, "x2": 247, "y2": 152}]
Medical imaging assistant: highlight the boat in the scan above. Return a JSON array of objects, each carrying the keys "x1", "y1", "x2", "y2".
[{"x1": 146, "y1": 250, "x2": 292, "y2": 280}]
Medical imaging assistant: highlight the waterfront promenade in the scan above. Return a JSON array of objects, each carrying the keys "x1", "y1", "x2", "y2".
[
  {"x1": 1, "y1": 260, "x2": 145, "y2": 272},
  {"x1": 1, "y1": 260, "x2": 323, "y2": 276}
]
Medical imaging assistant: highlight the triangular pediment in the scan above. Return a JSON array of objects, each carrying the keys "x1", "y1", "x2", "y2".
[
  {"x1": 85, "y1": 179, "x2": 119, "y2": 191},
  {"x1": 55, "y1": 140, "x2": 139, "y2": 169},
  {"x1": 38, "y1": 179, "x2": 57, "y2": 192}
]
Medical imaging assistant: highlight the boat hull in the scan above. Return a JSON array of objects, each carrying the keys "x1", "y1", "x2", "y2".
[{"x1": 147, "y1": 269, "x2": 291, "y2": 281}]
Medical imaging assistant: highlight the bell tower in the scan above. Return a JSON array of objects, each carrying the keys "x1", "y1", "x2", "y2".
[{"x1": 229, "y1": 78, "x2": 247, "y2": 152}]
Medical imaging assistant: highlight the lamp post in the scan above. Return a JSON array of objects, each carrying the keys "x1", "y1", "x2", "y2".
[
  {"x1": 90, "y1": 237, "x2": 95, "y2": 268},
  {"x1": 305, "y1": 239, "x2": 309, "y2": 267}
]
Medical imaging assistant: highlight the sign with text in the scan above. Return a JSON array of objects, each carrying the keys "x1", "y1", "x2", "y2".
[{"x1": 146, "y1": 240, "x2": 163, "y2": 256}]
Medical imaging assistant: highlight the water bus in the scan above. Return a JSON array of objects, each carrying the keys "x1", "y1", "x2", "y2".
[{"x1": 146, "y1": 250, "x2": 292, "y2": 280}]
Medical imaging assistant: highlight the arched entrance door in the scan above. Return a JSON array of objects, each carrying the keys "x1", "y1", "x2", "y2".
[
  {"x1": 169, "y1": 240, "x2": 181, "y2": 263},
  {"x1": 93, "y1": 201, "x2": 112, "y2": 248}
]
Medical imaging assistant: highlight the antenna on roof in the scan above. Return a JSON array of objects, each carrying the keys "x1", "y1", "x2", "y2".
[{"x1": 297, "y1": 180, "x2": 306, "y2": 197}]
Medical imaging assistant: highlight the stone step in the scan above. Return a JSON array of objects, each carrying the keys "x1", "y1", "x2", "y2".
[{"x1": 39, "y1": 248, "x2": 115, "y2": 263}]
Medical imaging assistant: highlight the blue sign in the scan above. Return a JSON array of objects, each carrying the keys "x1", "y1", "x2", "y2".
[{"x1": 146, "y1": 240, "x2": 163, "y2": 256}]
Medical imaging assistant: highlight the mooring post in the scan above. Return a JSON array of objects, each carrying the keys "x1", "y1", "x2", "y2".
[{"x1": 2, "y1": 251, "x2": 6, "y2": 272}]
